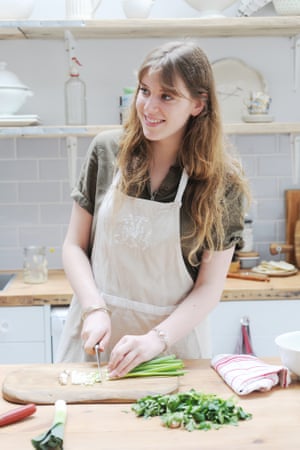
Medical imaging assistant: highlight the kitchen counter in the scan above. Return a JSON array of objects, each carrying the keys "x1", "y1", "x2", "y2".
[
  {"x1": 0, "y1": 269, "x2": 300, "y2": 306},
  {"x1": 0, "y1": 359, "x2": 299, "y2": 450}
]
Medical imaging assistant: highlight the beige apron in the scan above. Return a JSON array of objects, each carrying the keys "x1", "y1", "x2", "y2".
[{"x1": 56, "y1": 169, "x2": 211, "y2": 363}]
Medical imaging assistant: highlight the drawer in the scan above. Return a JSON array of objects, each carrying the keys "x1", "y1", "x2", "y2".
[
  {"x1": 0, "y1": 306, "x2": 47, "y2": 342},
  {"x1": 0, "y1": 342, "x2": 47, "y2": 364}
]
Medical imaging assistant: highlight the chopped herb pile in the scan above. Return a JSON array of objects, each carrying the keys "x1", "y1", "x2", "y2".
[
  {"x1": 111, "y1": 354, "x2": 186, "y2": 379},
  {"x1": 131, "y1": 389, "x2": 252, "y2": 431}
]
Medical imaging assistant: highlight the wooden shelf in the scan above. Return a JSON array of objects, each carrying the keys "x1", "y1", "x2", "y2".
[
  {"x1": 0, "y1": 17, "x2": 300, "y2": 40},
  {"x1": 0, "y1": 122, "x2": 299, "y2": 138}
]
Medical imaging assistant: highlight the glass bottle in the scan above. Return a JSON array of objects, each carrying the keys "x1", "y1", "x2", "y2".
[
  {"x1": 65, "y1": 57, "x2": 87, "y2": 125},
  {"x1": 242, "y1": 215, "x2": 254, "y2": 252}
]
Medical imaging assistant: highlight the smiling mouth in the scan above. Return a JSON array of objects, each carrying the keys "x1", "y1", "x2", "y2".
[{"x1": 144, "y1": 115, "x2": 164, "y2": 126}]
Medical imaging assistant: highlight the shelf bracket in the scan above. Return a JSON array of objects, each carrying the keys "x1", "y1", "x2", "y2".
[
  {"x1": 66, "y1": 136, "x2": 78, "y2": 189},
  {"x1": 64, "y1": 29, "x2": 76, "y2": 70},
  {"x1": 290, "y1": 134, "x2": 300, "y2": 185},
  {"x1": 291, "y1": 34, "x2": 300, "y2": 91}
]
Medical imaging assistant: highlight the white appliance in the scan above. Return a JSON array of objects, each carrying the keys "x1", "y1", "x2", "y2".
[{"x1": 50, "y1": 306, "x2": 69, "y2": 362}]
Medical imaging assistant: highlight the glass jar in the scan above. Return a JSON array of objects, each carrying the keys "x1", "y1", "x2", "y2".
[
  {"x1": 242, "y1": 216, "x2": 254, "y2": 252},
  {"x1": 23, "y1": 246, "x2": 48, "y2": 284}
]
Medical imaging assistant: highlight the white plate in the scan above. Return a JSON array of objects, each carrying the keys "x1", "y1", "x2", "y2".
[
  {"x1": 212, "y1": 58, "x2": 267, "y2": 122},
  {"x1": 0, "y1": 114, "x2": 40, "y2": 126},
  {"x1": 242, "y1": 113, "x2": 274, "y2": 123}
]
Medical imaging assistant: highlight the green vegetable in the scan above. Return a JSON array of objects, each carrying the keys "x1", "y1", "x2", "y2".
[
  {"x1": 131, "y1": 389, "x2": 252, "y2": 431},
  {"x1": 31, "y1": 399, "x2": 67, "y2": 449},
  {"x1": 110, "y1": 355, "x2": 186, "y2": 379}
]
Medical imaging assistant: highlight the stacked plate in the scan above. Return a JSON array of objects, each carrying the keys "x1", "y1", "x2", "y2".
[{"x1": 0, "y1": 114, "x2": 41, "y2": 126}]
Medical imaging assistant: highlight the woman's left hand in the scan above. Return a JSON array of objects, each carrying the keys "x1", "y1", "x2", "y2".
[{"x1": 107, "y1": 330, "x2": 164, "y2": 378}]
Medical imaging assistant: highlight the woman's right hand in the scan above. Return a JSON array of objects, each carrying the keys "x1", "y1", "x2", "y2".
[{"x1": 81, "y1": 310, "x2": 112, "y2": 355}]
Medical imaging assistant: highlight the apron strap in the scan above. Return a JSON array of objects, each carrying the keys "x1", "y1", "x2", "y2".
[{"x1": 175, "y1": 169, "x2": 189, "y2": 203}]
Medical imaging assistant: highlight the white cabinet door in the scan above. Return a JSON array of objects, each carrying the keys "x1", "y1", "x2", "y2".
[
  {"x1": 210, "y1": 300, "x2": 300, "y2": 357},
  {"x1": 0, "y1": 305, "x2": 51, "y2": 363}
]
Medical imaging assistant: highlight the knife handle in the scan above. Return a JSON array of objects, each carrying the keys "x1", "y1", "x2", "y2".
[{"x1": 0, "y1": 403, "x2": 36, "y2": 427}]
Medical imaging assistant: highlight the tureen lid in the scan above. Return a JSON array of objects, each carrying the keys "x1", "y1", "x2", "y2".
[{"x1": 0, "y1": 62, "x2": 29, "y2": 89}]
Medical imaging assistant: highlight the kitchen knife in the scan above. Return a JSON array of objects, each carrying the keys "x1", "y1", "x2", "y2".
[{"x1": 94, "y1": 344, "x2": 102, "y2": 381}]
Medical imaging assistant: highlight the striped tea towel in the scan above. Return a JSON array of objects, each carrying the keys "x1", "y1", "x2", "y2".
[{"x1": 211, "y1": 354, "x2": 291, "y2": 395}]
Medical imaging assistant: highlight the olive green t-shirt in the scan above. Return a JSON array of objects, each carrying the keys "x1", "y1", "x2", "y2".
[{"x1": 71, "y1": 129, "x2": 244, "y2": 281}]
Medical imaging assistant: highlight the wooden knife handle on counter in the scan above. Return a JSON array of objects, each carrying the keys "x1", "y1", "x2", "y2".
[{"x1": 227, "y1": 272, "x2": 270, "y2": 282}]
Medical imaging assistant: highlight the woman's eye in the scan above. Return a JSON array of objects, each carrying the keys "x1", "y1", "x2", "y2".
[
  {"x1": 139, "y1": 87, "x2": 149, "y2": 96},
  {"x1": 162, "y1": 93, "x2": 172, "y2": 101}
]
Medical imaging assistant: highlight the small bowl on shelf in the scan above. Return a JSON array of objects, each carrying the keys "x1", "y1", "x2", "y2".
[{"x1": 275, "y1": 331, "x2": 300, "y2": 377}]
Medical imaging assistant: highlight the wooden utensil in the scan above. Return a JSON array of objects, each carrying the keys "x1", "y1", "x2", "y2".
[
  {"x1": 227, "y1": 272, "x2": 270, "y2": 282},
  {"x1": 2, "y1": 363, "x2": 180, "y2": 405},
  {"x1": 269, "y1": 189, "x2": 300, "y2": 268}
]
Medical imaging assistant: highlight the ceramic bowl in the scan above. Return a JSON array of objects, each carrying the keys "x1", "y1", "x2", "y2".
[
  {"x1": 183, "y1": 0, "x2": 237, "y2": 16},
  {"x1": 0, "y1": 62, "x2": 33, "y2": 115},
  {"x1": 0, "y1": 0, "x2": 36, "y2": 19},
  {"x1": 275, "y1": 331, "x2": 300, "y2": 376},
  {"x1": 273, "y1": 0, "x2": 300, "y2": 15},
  {"x1": 121, "y1": 0, "x2": 155, "y2": 18},
  {"x1": 0, "y1": 88, "x2": 33, "y2": 115},
  {"x1": 237, "y1": 256, "x2": 260, "y2": 269}
]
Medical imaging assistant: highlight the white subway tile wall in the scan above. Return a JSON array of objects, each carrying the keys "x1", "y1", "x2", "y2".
[
  {"x1": 0, "y1": 133, "x2": 296, "y2": 270},
  {"x1": 0, "y1": 137, "x2": 90, "y2": 270}
]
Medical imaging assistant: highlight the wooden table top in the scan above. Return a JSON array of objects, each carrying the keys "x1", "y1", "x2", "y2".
[
  {"x1": 1, "y1": 269, "x2": 300, "y2": 306},
  {"x1": 0, "y1": 359, "x2": 299, "y2": 449}
]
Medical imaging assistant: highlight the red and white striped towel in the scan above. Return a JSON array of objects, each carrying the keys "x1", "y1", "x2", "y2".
[{"x1": 211, "y1": 354, "x2": 291, "y2": 396}]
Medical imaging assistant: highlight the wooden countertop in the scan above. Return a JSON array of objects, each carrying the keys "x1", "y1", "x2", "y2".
[
  {"x1": 0, "y1": 269, "x2": 300, "y2": 306},
  {"x1": 0, "y1": 359, "x2": 299, "y2": 450}
]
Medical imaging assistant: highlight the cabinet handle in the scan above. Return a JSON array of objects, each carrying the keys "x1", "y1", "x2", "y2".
[{"x1": 0, "y1": 321, "x2": 9, "y2": 334}]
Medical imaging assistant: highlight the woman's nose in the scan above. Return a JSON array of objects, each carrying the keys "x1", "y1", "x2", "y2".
[{"x1": 144, "y1": 95, "x2": 160, "y2": 112}]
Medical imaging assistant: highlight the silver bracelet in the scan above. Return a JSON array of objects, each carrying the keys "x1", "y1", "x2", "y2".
[
  {"x1": 81, "y1": 305, "x2": 111, "y2": 322},
  {"x1": 152, "y1": 327, "x2": 168, "y2": 352}
]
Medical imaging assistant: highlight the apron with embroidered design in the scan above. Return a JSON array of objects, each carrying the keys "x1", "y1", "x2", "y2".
[{"x1": 56, "y1": 170, "x2": 211, "y2": 363}]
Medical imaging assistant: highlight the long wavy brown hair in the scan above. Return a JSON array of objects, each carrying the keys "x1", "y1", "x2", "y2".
[{"x1": 117, "y1": 41, "x2": 249, "y2": 266}]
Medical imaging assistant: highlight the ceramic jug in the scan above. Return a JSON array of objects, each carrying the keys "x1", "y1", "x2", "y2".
[{"x1": 66, "y1": 0, "x2": 102, "y2": 19}]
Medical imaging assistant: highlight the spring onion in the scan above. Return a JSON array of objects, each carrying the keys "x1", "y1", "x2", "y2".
[
  {"x1": 31, "y1": 399, "x2": 67, "y2": 450},
  {"x1": 132, "y1": 389, "x2": 252, "y2": 431},
  {"x1": 109, "y1": 354, "x2": 186, "y2": 379}
]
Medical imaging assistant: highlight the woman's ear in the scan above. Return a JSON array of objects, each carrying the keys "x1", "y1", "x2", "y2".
[{"x1": 191, "y1": 93, "x2": 208, "y2": 117}]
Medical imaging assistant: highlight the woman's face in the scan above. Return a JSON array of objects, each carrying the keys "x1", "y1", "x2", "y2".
[{"x1": 136, "y1": 70, "x2": 204, "y2": 149}]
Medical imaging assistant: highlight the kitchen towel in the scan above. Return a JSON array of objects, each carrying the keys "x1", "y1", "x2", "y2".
[{"x1": 211, "y1": 353, "x2": 291, "y2": 395}]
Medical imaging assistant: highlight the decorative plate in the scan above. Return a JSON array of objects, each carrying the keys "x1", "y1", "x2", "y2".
[{"x1": 212, "y1": 58, "x2": 267, "y2": 122}]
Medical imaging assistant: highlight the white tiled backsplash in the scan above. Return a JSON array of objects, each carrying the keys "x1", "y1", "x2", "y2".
[{"x1": 0, "y1": 133, "x2": 296, "y2": 270}]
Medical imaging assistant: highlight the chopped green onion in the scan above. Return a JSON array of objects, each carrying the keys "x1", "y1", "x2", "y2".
[{"x1": 109, "y1": 355, "x2": 186, "y2": 379}]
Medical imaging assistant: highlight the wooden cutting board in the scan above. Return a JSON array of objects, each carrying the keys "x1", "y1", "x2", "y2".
[
  {"x1": 1, "y1": 363, "x2": 180, "y2": 405},
  {"x1": 285, "y1": 189, "x2": 300, "y2": 265}
]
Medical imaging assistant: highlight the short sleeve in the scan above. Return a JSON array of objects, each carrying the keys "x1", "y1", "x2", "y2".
[
  {"x1": 71, "y1": 129, "x2": 122, "y2": 216},
  {"x1": 222, "y1": 183, "x2": 245, "y2": 250}
]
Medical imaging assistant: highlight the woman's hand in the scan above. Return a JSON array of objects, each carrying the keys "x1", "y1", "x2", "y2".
[
  {"x1": 107, "y1": 330, "x2": 164, "y2": 378},
  {"x1": 81, "y1": 310, "x2": 112, "y2": 355}
]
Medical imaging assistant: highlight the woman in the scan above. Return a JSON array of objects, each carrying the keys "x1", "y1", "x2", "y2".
[{"x1": 57, "y1": 41, "x2": 249, "y2": 378}]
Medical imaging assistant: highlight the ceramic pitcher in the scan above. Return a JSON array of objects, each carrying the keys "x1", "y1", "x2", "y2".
[{"x1": 66, "y1": 0, "x2": 102, "y2": 19}]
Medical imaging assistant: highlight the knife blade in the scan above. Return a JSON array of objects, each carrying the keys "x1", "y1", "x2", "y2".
[{"x1": 94, "y1": 344, "x2": 102, "y2": 382}]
